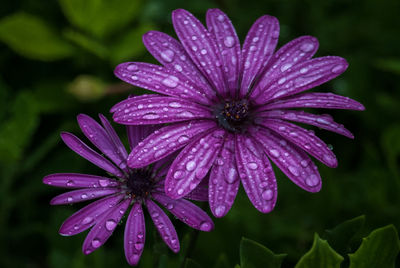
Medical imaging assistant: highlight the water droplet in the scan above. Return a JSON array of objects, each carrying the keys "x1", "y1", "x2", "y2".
[
  {"x1": 280, "y1": 63, "x2": 292, "y2": 72},
  {"x1": 105, "y1": 219, "x2": 117, "y2": 231},
  {"x1": 199, "y1": 221, "x2": 212, "y2": 231},
  {"x1": 306, "y1": 175, "x2": 319, "y2": 187},
  {"x1": 216, "y1": 158, "x2": 224, "y2": 166},
  {"x1": 288, "y1": 166, "x2": 300, "y2": 176},
  {"x1": 131, "y1": 75, "x2": 138, "y2": 81},
  {"x1": 127, "y1": 64, "x2": 139, "y2": 71},
  {"x1": 177, "y1": 188, "x2": 184, "y2": 195},
  {"x1": 277, "y1": 77, "x2": 286, "y2": 85},
  {"x1": 225, "y1": 168, "x2": 238, "y2": 183},
  {"x1": 66, "y1": 180, "x2": 74, "y2": 187},
  {"x1": 217, "y1": 14, "x2": 225, "y2": 22},
  {"x1": 168, "y1": 101, "x2": 181, "y2": 108},
  {"x1": 262, "y1": 189, "x2": 273, "y2": 200},
  {"x1": 67, "y1": 196, "x2": 73, "y2": 202},
  {"x1": 82, "y1": 216, "x2": 93, "y2": 225},
  {"x1": 137, "y1": 233, "x2": 144, "y2": 239},
  {"x1": 91, "y1": 239, "x2": 101, "y2": 248},
  {"x1": 161, "y1": 76, "x2": 179, "y2": 88},
  {"x1": 142, "y1": 112, "x2": 160, "y2": 120},
  {"x1": 173, "y1": 170, "x2": 185, "y2": 180},
  {"x1": 186, "y1": 161, "x2": 196, "y2": 171},
  {"x1": 328, "y1": 144, "x2": 333, "y2": 150},
  {"x1": 195, "y1": 167, "x2": 208, "y2": 179},
  {"x1": 299, "y1": 67, "x2": 308, "y2": 74},
  {"x1": 300, "y1": 42, "x2": 314, "y2": 52},
  {"x1": 167, "y1": 203, "x2": 174, "y2": 210},
  {"x1": 300, "y1": 160, "x2": 309, "y2": 167},
  {"x1": 154, "y1": 148, "x2": 167, "y2": 158},
  {"x1": 191, "y1": 46, "x2": 198, "y2": 52},
  {"x1": 134, "y1": 242, "x2": 144, "y2": 250},
  {"x1": 223, "y1": 36, "x2": 235, "y2": 48},
  {"x1": 323, "y1": 154, "x2": 334, "y2": 163},
  {"x1": 247, "y1": 162, "x2": 258, "y2": 170},
  {"x1": 331, "y1": 64, "x2": 344, "y2": 73},
  {"x1": 252, "y1": 37, "x2": 259, "y2": 43},
  {"x1": 160, "y1": 49, "x2": 175, "y2": 63},
  {"x1": 137, "y1": 104, "x2": 143, "y2": 109},
  {"x1": 191, "y1": 35, "x2": 197, "y2": 40},
  {"x1": 200, "y1": 49, "x2": 207, "y2": 55},
  {"x1": 214, "y1": 205, "x2": 226, "y2": 217},
  {"x1": 178, "y1": 135, "x2": 189, "y2": 144},
  {"x1": 269, "y1": 149, "x2": 280, "y2": 158},
  {"x1": 81, "y1": 194, "x2": 88, "y2": 199},
  {"x1": 174, "y1": 64, "x2": 182, "y2": 72}
]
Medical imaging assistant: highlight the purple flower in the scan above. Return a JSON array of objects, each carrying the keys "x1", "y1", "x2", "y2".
[
  {"x1": 111, "y1": 9, "x2": 364, "y2": 217},
  {"x1": 43, "y1": 114, "x2": 213, "y2": 266}
]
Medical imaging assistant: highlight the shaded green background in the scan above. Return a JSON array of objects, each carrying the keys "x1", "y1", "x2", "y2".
[{"x1": 0, "y1": 0, "x2": 399, "y2": 267}]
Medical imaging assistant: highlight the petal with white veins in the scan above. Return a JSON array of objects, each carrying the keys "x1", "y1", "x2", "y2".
[
  {"x1": 124, "y1": 202, "x2": 146, "y2": 266},
  {"x1": 43, "y1": 173, "x2": 119, "y2": 188},
  {"x1": 50, "y1": 188, "x2": 120, "y2": 205}
]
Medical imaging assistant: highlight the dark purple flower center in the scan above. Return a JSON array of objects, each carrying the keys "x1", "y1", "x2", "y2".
[
  {"x1": 126, "y1": 168, "x2": 154, "y2": 198},
  {"x1": 214, "y1": 99, "x2": 251, "y2": 133}
]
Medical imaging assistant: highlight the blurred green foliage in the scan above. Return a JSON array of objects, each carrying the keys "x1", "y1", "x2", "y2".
[{"x1": 0, "y1": 0, "x2": 399, "y2": 267}]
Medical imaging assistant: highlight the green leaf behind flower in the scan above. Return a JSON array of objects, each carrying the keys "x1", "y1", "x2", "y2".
[{"x1": 240, "y1": 237, "x2": 286, "y2": 268}]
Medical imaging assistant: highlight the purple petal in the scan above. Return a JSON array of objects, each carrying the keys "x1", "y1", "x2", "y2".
[
  {"x1": 259, "y1": 118, "x2": 338, "y2": 167},
  {"x1": 83, "y1": 198, "x2": 130, "y2": 255},
  {"x1": 59, "y1": 194, "x2": 123, "y2": 236},
  {"x1": 259, "y1": 109, "x2": 354, "y2": 138},
  {"x1": 128, "y1": 120, "x2": 217, "y2": 168},
  {"x1": 250, "y1": 127, "x2": 321, "y2": 192},
  {"x1": 153, "y1": 193, "x2": 214, "y2": 231},
  {"x1": 253, "y1": 56, "x2": 348, "y2": 104},
  {"x1": 145, "y1": 199, "x2": 180, "y2": 253},
  {"x1": 235, "y1": 135, "x2": 277, "y2": 213},
  {"x1": 77, "y1": 114, "x2": 128, "y2": 170},
  {"x1": 43, "y1": 173, "x2": 120, "y2": 188},
  {"x1": 261, "y1": 92, "x2": 365, "y2": 111},
  {"x1": 251, "y1": 36, "x2": 319, "y2": 98},
  {"x1": 206, "y1": 9, "x2": 241, "y2": 98},
  {"x1": 165, "y1": 129, "x2": 225, "y2": 199},
  {"x1": 114, "y1": 62, "x2": 215, "y2": 105},
  {"x1": 172, "y1": 9, "x2": 227, "y2": 96},
  {"x1": 124, "y1": 202, "x2": 146, "y2": 266},
  {"x1": 127, "y1": 125, "x2": 159, "y2": 150},
  {"x1": 184, "y1": 179, "x2": 209, "y2": 201},
  {"x1": 112, "y1": 96, "x2": 212, "y2": 125},
  {"x1": 98, "y1": 114, "x2": 128, "y2": 159},
  {"x1": 240, "y1": 15, "x2": 279, "y2": 97},
  {"x1": 142, "y1": 30, "x2": 216, "y2": 99},
  {"x1": 209, "y1": 134, "x2": 240, "y2": 217},
  {"x1": 50, "y1": 188, "x2": 120, "y2": 205},
  {"x1": 60, "y1": 132, "x2": 124, "y2": 177}
]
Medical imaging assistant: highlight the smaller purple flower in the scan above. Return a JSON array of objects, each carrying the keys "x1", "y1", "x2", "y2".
[{"x1": 43, "y1": 114, "x2": 213, "y2": 266}]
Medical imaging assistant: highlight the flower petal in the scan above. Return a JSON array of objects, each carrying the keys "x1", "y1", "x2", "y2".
[
  {"x1": 206, "y1": 9, "x2": 241, "y2": 98},
  {"x1": 59, "y1": 194, "x2": 123, "y2": 236},
  {"x1": 251, "y1": 35, "x2": 319, "y2": 98},
  {"x1": 112, "y1": 96, "x2": 212, "y2": 125},
  {"x1": 254, "y1": 56, "x2": 348, "y2": 104},
  {"x1": 235, "y1": 134, "x2": 277, "y2": 213},
  {"x1": 250, "y1": 127, "x2": 321, "y2": 192},
  {"x1": 165, "y1": 129, "x2": 225, "y2": 199},
  {"x1": 259, "y1": 118, "x2": 338, "y2": 167},
  {"x1": 114, "y1": 62, "x2": 214, "y2": 105},
  {"x1": 50, "y1": 188, "x2": 120, "y2": 205},
  {"x1": 124, "y1": 202, "x2": 146, "y2": 266},
  {"x1": 43, "y1": 173, "x2": 120, "y2": 188},
  {"x1": 259, "y1": 109, "x2": 354, "y2": 138},
  {"x1": 184, "y1": 179, "x2": 209, "y2": 201},
  {"x1": 98, "y1": 114, "x2": 128, "y2": 159},
  {"x1": 142, "y1": 30, "x2": 216, "y2": 99},
  {"x1": 127, "y1": 124, "x2": 159, "y2": 150},
  {"x1": 60, "y1": 133, "x2": 124, "y2": 177},
  {"x1": 128, "y1": 120, "x2": 217, "y2": 168},
  {"x1": 153, "y1": 193, "x2": 214, "y2": 231},
  {"x1": 145, "y1": 199, "x2": 180, "y2": 253},
  {"x1": 83, "y1": 198, "x2": 130, "y2": 255},
  {"x1": 261, "y1": 92, "x2": 365, "y2": 111},
  {"x1": 209, "y1": 134, "x2": 240, "y2": 217},
  {"x1": 240, "y1": 15, "x2": 279, "y2": 97},
  {"x1": 172, "y1": 9, "x2": 227, "y2": 96},
  {"x1": 77, "y1": 114, "x2": 128, "y2": 170}
]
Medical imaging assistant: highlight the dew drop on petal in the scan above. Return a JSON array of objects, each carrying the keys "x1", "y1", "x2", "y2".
[
  {"x1": 134, "y1": 242, "x2": 144, "y2": 250},
  {"x1": 300, "y1": 42, "x2": 315, "y2": 52},
  {"x1": 288, "y1": 166, "x2": 300, "y2": 176},
  {"x1": 269, "y1": 149, "x2": 280, "y2": 158},
  {"x1": 105, "y1": 219, "x2": 117, "y2": 231},
  {"x1": 261, "y1": 189, "x2": 274, "y2": 200},
  {"x1": 300, "y1": 160, "x2": 309, "y2": 167},
  {"x1": 161, "y1": 76, "x2": 179, "y2": 88},
  {"x1": 177, "y1": 188, "x2": 184, "y2": 195},
  {"x1": 200, "y1": 49, "x2": 207, "y2": 55},
  {"x1": 280, "y1": 63, "x2": 292, "y2": 72},
  {"x1": 217, "y1": 14, "x2": 225, "y2": 22},
  {"x1": 178, "y1": 135, "x2": 189, "y2": 143},
  {"x1": 214, "y1": 205, "x2": 226, "y2": 217},
  {"x1": 99, "y1": 179, "x2": 109, "y2": 187},
  {"x1": 186, "y1": 161, "x2": 196, "y2": 171},
  {"x1": 82, "y1": 216, "x2": 93, "y2": 225},
  {"x1": 127, "y1": 64, "x2": 139, "y2": 71},
  {"x1": 277, "y1": 77, "x2": 286, "y2": 85},
  {"x1": 91, "y1": 239, "x2": 101, "y2": 248},
  {"x1": 299, "y1": 67, "x2": 308, "y2": 74},
  {"x1": 66, "y1": 180, "x2": 74, "y2": 187},
  {"x1": 223, "y1": 36, "x2": 235, "y2": 48},
  {"x1": 168, "y1": 101, "x2": 181, "y2": 108},
  {"x1": 331, "y1": 64, "x2": 345, "y2": 74},
  {"x1": 199, "y1": 221, "x2": 212, "y2": 231},
  {"x1": 306, "y1": 175, "x2": 319, "y2": 187},
  {"x1": 142, "y1": 112, "x2": 160, "y2": 120},
  {"x1": 247, "y1": 162, "x2": 258, "y2": 170},
  {"x1": 167, "y1": 203, "x2": 174, "y2": 210},
  {"x1": 67, "y1": 196, "x2": 73, "y2": 202},
  {"x1": 160, "y1": 49, "x2": 175, "y2": 63},
  {"x1": 173, "y1": 170, "x2": 185, "y2": 180},
  {"x1": 225, "y1": 168, "x2": 238, "y2": 184}
]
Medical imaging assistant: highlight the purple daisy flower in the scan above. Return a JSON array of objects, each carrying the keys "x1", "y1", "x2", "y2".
[
  {"x1": 43, "y1": 114, "x2": 213, "y2": 266},
  {"x1": 111, "y1": 9, "x2": 364, "y2": 217}
]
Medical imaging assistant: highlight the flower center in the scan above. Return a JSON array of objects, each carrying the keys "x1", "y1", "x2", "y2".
[
  {"x1": 126, "y1": 168, "x2": 154, "y2": 199},
  {"x1": 214, "y1": 99, "x2": 251, "y2": 133}
]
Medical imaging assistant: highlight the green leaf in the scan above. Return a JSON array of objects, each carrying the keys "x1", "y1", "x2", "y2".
[
  {"x1": 214, "y1": 254, "x2": 229, "y2": 268},
  {"x1": 324, "y1": 215, "x2": 366, "y2": 254},
  {"x1": 381, "y1": 125, "x2": 400, "y2": 180},
  {"x1": 110, "y1": 24, "x2": 154, "y2": 64},
  {"x1": 63, "y1": 29, "x2": 109, "y2": 59},
  {"x1": 0, "y1": 91, "x2": 39, "y2": 163},
  {"x1": 59, "y1": 0, "x2": 143, "y2": 39},
  {"x1": 348, "y1": 225, "x2": 400, "y2": 268},
  {"x1": 295, "y1": 233, "x2": 343, "y2": 268},
  {"x1": 375, "y1": 58, "x2": 400, "y2": 75},
  {"x1": 0, "y1": 12, "x2": 74, "y2": 61},
  {"x1": 240, "y1": 237, "x2": 286, "y2": 268},
  {"x1": 184, "y1": 258, "x2": 203, "y2": 268}
]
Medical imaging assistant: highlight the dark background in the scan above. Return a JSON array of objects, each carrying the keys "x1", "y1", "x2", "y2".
[{"x1": 0, "y1": 0, "x2": 399, "y2": 267}]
